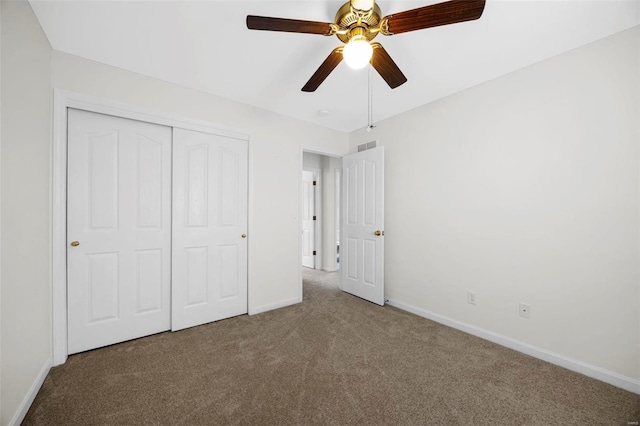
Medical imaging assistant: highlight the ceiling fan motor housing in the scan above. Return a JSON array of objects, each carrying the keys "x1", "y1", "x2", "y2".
[{"x1": 335, "y1": 2, "x2": 382, "y2": 43}]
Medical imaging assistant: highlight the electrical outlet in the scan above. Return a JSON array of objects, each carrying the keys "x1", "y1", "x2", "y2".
[
  {"x1": 519, "y1": 302, "x2": 531, "y2": 319},
  {"x1": 467, "y1": 291, "x2": 477, "y2": 305}
]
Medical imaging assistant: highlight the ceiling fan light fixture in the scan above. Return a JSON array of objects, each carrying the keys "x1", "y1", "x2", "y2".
[
  {"x1": 343, "y1": 36, "x2": 373, "y2": 70},
  {"x1": 247, "y1": 0, "x2": 486, "y2": 91},
  {"x1": 350, "y1": 0, "x2": 375, "y2": 12}
]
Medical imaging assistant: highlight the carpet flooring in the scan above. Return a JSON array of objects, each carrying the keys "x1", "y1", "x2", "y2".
[{"x1": 24, "y1": 268, "x2": 639, "y2": 425}]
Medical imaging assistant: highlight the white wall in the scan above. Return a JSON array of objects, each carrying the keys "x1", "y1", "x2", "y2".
[
  {"x1": 1, "y1": 5, "x2": 636, "y2": 423},
  {"x1": 302, "y1": 152, "x2": 323, "y2": 169},
  {"x1": 350, "y1": 27, "x2": 640, "y2": 382},
  {"x1": 50, "y1": 51, "x2": 349, "y2": 314},
  {"x1": 0, "y1": 1, "x2": 3, "y2": 419},
  {"x1": 0, "y1": 3, "x2": 348, "y2": 422},
  {"x1": 302, "y1": 152, "x2": 341, "y2": 271},
  {"x1": 321, "y1": 155, "x2": 341, "y2": 271},
  {"x1": 1, "y1": 1, "x2": 53, "y2": 424}
]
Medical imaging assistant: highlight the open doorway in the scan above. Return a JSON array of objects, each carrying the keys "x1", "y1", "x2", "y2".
[{"x1": 300, "y1": 151, "x2": 342, "y2": 298}]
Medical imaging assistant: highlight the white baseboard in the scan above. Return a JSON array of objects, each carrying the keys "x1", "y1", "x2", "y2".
[
  {"x1": 9, "y1": 355, "x2": 53, "y2": 426},
  {"x1": 249, "y1": 297, "x2": 300, "y2": 316},
  {"x1": 386, "y1": 298, "x2": 640, "y2": 395},
  {"x1": 322, "y1": 267, "x2": 338, "y2": 272}
]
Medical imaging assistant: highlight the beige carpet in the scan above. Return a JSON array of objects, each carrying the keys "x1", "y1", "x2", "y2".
[{"x1": 24, "y1": 268, "x2": 639, "y2": 425}]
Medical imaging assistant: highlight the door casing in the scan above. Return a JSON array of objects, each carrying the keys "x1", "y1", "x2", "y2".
[
  {"x1": 52, "y1": 89, "x2": 249, "y2": 365},
  {"x1": 302, "y1": 167, "x2": 322, "y2": 270}
]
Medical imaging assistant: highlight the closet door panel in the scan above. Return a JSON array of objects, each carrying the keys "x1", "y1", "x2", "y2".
[
  {"x1": 172, "y1": 128, "x2": 248, "y2": 331},
  {"x1": 67, "y1": 109, "x2": 172, "y2": 354}
]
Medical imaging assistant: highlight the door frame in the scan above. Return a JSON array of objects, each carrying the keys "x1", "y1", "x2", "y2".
[
  {"x1": 52, "y1": 89, "x2": 249, "y2": 366},
  {"x1": 334, "y1": 168, "x2": 342, "y2": 270},
  {"x1": 302, "y1": 167, "x2": 322, "y2": 271}
]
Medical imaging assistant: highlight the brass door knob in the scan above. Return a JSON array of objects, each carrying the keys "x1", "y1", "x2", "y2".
[
  {"x1": 241, "y1": 234, "x2": 247, "y2": 239},
  {"x1": 374, "y1": 230, "x2": 382, "y2": 236},
  {"x1": 70, "y1": 241, "x2": 80, "y2": 247}
]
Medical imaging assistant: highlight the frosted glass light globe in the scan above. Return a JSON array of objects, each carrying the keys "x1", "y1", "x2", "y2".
[
  {"x1": 343, "y1": 38, "x2": 373, "y2": 70},
  {"x1": 350, "y1": 0, "x2": 375, "y2": 11}
]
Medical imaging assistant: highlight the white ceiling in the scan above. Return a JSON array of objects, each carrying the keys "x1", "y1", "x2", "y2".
[{"x1": 30, "y1": 0, "x2": 639, "y2": 132}]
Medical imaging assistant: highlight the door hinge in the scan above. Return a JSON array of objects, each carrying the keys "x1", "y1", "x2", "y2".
[
  {"x1": 313, "y1": 250, "x2": 316, "y2": 256},
  {"x1": 313, "y1": 215, "x2": 316, "y2": 221},
  {"x1": 313, "y1": 180, "x2": 317, "y2": 186}
]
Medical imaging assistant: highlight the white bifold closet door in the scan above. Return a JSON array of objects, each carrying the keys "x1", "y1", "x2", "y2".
[
  {"x1": 67, "y1": 109, "x2": 172, "y2": 354},
  {"x1": 171, "y1": 128, "x2": 248, "y2": 331}
]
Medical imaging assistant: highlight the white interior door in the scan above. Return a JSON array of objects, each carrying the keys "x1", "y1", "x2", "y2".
[
  {"x1": 302, "y1": 170, "x2": 316, "y2": 268},
  {"x1": 67, "y1": 108, "x2": 172, "y2": 354},
  {"x1": 341, "y1": 146, "x2": 384, "y2": 305},
  {"x1": 171, "y1": 128, "x2": 248, "y2": 331}
]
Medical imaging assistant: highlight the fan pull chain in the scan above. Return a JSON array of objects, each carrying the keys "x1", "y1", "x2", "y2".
[{"x1": 367, "y1": 67, "x2": 375, "y2": 132}]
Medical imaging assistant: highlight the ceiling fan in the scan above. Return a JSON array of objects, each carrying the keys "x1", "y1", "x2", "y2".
[{"x1": 246, "y1": 0, "x2": 486, "y2": 92}]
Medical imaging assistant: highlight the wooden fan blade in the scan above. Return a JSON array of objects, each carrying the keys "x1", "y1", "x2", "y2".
[
  {"x1": 384, "y1": 0, "x2": 486, "y2": 35},
  {"x1": 370, "y1": 43, "x2": 407, "y2": 89},
  {"x1": 247, "y1": 15, "x2": 334, "y2": 35},
  {"x1": 302, "y1": 47, "x2": 344, "y2": 92}
]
